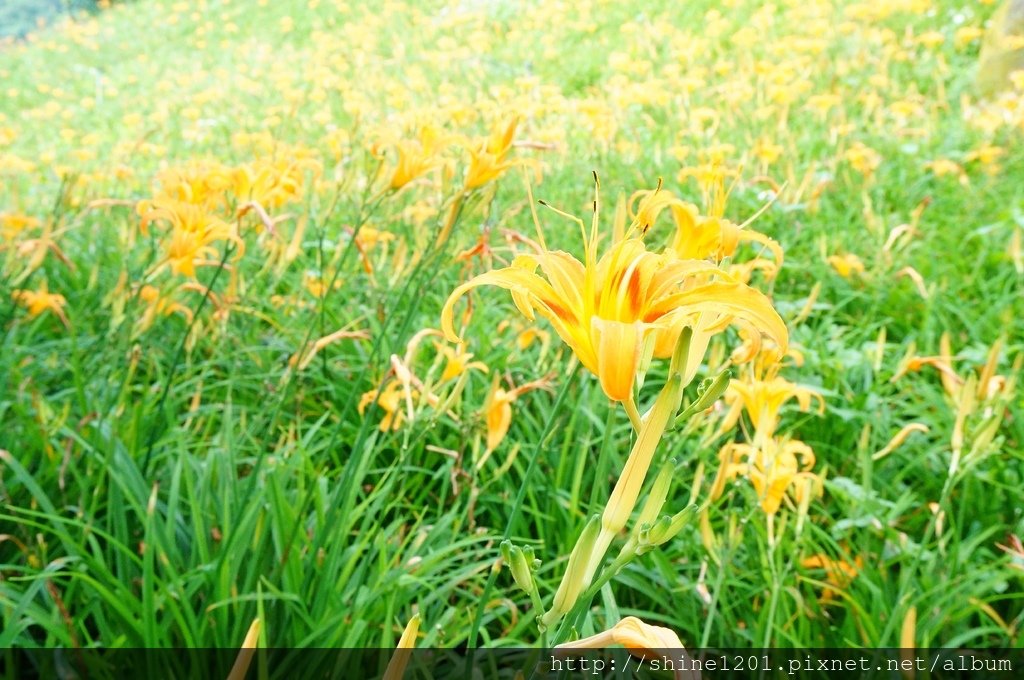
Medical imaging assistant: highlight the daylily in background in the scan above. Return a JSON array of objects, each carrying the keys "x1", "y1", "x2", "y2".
[{"x1": 12, "y1": 281, "x2": 69, "y2": 328}]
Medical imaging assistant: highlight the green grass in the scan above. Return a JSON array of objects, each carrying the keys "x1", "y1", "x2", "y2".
[{"x1": 1, "y1": 0, "x2": 1023, "y2": 655}]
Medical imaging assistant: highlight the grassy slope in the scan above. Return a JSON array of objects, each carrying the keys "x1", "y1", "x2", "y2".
[{"x1": 1, "y1": 0, "x2": 1022, "y2": 653}]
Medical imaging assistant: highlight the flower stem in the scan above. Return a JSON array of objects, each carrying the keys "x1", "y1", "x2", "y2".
[{"x1": 623, "y1": 396, "x2": 642, "y2": 433}]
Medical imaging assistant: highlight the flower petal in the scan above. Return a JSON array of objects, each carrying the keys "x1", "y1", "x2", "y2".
[
  {"x1": 591, "y1": 318, "x2": 644, "y2": 402},
  {"x1": 646, "y1": 281, "x2": 789, "y2": 351}
]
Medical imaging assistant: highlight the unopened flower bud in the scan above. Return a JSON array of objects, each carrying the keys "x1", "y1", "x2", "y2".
[
  {"x1": 634, "y1": 458, "x2": 676, "y2": 531},
  {"x1": 641, "y1": 504, "x2": 698, "y2": 550},
  {"x1": 543, "y1": 515, "x2": 601, "y2": 627},
  {"x1": 500, "y1": 540, "x2": 537, "y2": 595}
]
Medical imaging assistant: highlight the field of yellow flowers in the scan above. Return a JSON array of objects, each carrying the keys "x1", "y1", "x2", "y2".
[{"x1": 2, "y1": 0, "x2": 1023, "y2": 658}]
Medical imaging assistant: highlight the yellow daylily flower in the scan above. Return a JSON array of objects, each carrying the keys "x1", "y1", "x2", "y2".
[
  {"x1": 1, "y1": 213, "x2": 41, "y2": 242},
  {"x1": 231, "y1": 153, "x2": 320, "y2": 210},
  {"x1": 627, "y1": 184, "x2": 783, "y2": 276},
  {"x1": 385, "y1": 124, "x2": 447, "y2": 190},
  {"x1": 717, "y1": 354, "x2": 824, "y2": 443},
  {"x1": 483, "y1": 374, "x2": 552, "y2": 453},
  {"x1": 923, "y1": 159, "x2": 969, "y2": 185},
  {"x1": 802, "y1": 553, "x2": 862, "y2": 606},
  {"x1": 359, "y1": 379, "x2": 417, "y2": 431},
  {"x1": 359, "y1": 332, "x2": 457, "y2": 432},
  {"x1": 714, "y1": 437, "x2": 821, "y2": 515},
  {"x1": 844, "y1": 142, "x2": 882, "y2": 177},
  {"x1": 827, "y1": 253, "x2": 865, "y2": 278},
  {"x1": 133, "y1": 284, "x2": 194, "y2": 334},
  {"x1": 498, "y1": 319, "x2": 552, "y2": 358},
  {"x1": 463, "y1": 118, "x2": 522, "y2": 190},
  {"x1": 12, "y1": 281, "x2": 69, "y2": 327},
  {"x1": 151, "y1": 159, "x2": 234, "y2": 210},
  {"x1": 556, "y1": 615, "x2": 685, "y2": 650},
  {"x1": 354, "y1": 225, "x2": 396, "y2": 252},
  {"x1": 352, "y1": 225, "x2": 396, "y2": 274},
  {"x1": 137, "y1": 198, "x2": 243, "y2": 278},
  {"x1": 436, "y1": 341, "x2": 488, "y2": 382},
  {"x1": 442, "y1": 182, "x2": 788, "y2": 403}
]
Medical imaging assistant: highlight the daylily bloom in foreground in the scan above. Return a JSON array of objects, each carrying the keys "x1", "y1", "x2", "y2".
[{"x1": 442, "y1": 181, "x2": 788, "y2": 403}]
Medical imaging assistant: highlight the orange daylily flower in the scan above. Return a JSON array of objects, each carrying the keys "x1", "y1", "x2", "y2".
[
  {"x1": 827, "y1": 253, "x2": 865, "y2": 278},
  {"x1": 12, "y1": 280, "x2": 69, "y2": 327},
  {"x1": 802, "y1": 553, "x2": 862, "y2": 606},
  {"x1": 442, "y1": 181, "x2": 788, "y2": 403},
  {"x1": 137, "y1": 198, "x2": 244, "y2": 277},
  {"x1": 482, "y1": 374, "x2": 552, "y2": 453},
  {"x1": 436, "y1": 342, "x2": 488, "y2": 382},
  {"x1": 627, "y1": 183, "x2": 783, "y2": 277},
  {"x1": 463, "y1": 118, "x2": 523, "y2": 190},
  {"x1": 133, "y1": 284, "x2": 194, "y2": 334},
  {"x1": 386, "y1": 125, "x2": 448, "y2": 190},
  {"x1": 717, "y1": 353, "x2": 824, "y2": 443},
  {"x1": 714, "y1": 437, "x2": 821, "y2": 515}
]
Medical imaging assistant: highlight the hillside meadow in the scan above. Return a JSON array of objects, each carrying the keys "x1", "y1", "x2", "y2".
[{"x1": 1, "y1": 0, "x2": 1023, "y2": 660}]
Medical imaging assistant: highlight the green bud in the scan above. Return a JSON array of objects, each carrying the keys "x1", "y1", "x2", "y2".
[
  {"x1": 634, "y1": 458, "x2": 676, "y2": 531},
  {"x1": 636, "y1": 516, "x2": 673, "y2": 555},
  {"x1": 542, "y1": 515, "x2": 601, "y2": 627},
  {"x1": 500, "y1": 540, "x2": 537, "y2": 595},
  {"x1": 636, "y1": 332, "x2": 658, "y2": 390},
  {"x1": 644, "y1": 504, "x2": 699, "y2": 548},
  {"x1": 675, "y1": 369, "x2": 731, "y2": 426},
  {"x1": 668, "y1": 326, "x2": 694, "y2": 380}
]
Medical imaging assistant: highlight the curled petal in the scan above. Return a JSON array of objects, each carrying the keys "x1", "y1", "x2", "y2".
[
  {"x1": 441, "y1": 266, "x2": 565, "y2": 343},
  {"x1": 647, "y1": 281, "x2": 789, "y2": 353}
]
